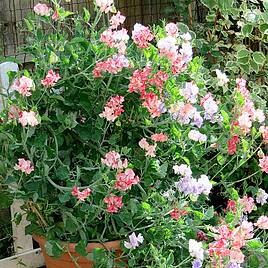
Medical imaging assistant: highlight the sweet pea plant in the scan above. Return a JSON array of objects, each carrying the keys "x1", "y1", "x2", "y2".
[{"x1": 0, "y1": 0, "x2": 268, "y2": 267}]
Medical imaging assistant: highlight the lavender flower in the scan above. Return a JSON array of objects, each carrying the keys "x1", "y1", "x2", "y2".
[
  {"x1": 225, "y1": 262, "x2": 241, "y2": 268},
  {"x1": 192, "y1": 259, "x2": 202, "y2": 268},
  {"x1": 124, "y1": 232, "x2": 144, "y2": 249}
]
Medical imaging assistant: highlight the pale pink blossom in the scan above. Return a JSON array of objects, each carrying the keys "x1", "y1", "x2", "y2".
[
  {"x1": 139, "y1": 138, "x2": 156, "y2": 157},
  {"x1": 115, "y1": 169, "x2": 140, "y2": 191},
  {"x1": 260, "y1": 126, "x2": 268, "y2": 143},
  {"x1": 104, "y1": 195, "x2": 123, "y2": 213},
  {"x1": 157, "y1": 36, "x2": 178, "y2": 62},
  {"x1": 41, "y1": 70, "x2": 61, "y2": 87},
  {"x1": 109, "y1": 11, "x2": 126, "y2": 29},
  {"x1": 259, "y1": 156, "x2": 268, "y2": 173},
  {"x1": 256, "y1": 188, "x2": 268, "y2": 205},
  {"x1": 95, "y1": 0, "x2": 114, "y2": 13},
  {"x1": 101, "y1": 151, "x2": 128, "y2": 169},
  {"x1": 13, "y1": 76, "x2": 34, "y2": 96},
  {"x1": 132, "y1": 23, "x2": 154, "y2": 49},
  {"x1": 229, "y1": 249, "x2": 245, "y2": 264},
  {"x1": 18, "y1": 111, "x2": 39, "y2": 127},
  {"x1": 238, "y1": 112, "x2": 252, "y2": 134},
  {"x1": 165, "y1": 22, "x2": 179, "y2": 37},
  {"x1": 239, "y1": 196, "x2": 255, "y2": 213},
  {"x1": 151, "y1": 133, "x2": 168, "y2": 142},
  {"x1": 255, "y1": 216, "x2": 268, "y2": 229},
  {"x1": 14, "y1": 158, "x2": 34, "y2": 175},
  {"x1": 34, "y1": 3, "x2": 51, "y2": 16},
  {"x1": 179, "y1": 42, "x2": 193, "y2": 63},
  {"x1": 72, "y1": 186, "x2": 92, "y2": 201},
  {"x1": 124, "y1": 233, "x2": 144, "y2": 249}
]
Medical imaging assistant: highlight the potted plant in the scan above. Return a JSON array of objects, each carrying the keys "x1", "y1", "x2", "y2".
[{"x1": 1, "y1": 0, "x2": 268, "y2": 267}]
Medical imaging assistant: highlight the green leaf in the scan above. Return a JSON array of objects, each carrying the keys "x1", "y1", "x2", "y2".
[
  {"x1": 141, "y1": 202, "x2": 152, "y2": 212},
  {"x1": 0, "y1": 190, "x2": 13, "y2": 209},
  {"x1": 200, "y1": 0, "x2": 218, "y2": 9},
  {"x1": 248, "y1": 255, "x2": 260, "y2": 267},
  {"x1": 264, "y1": 0, "x2": 268, "y2": 10},
  {"x1": 217, "y1": 154, "x2": 225, "y2": 165},
  {"x1": 247, "y1": 239, "x2": 263, "y2": 250},
  {"x1": 237, "y1": 49, "x2": 250, "y2": 58},
  {"x1": 220, "y1": 110, "x2": 230, "y2": 127},
  {"x1": 45, "y1": 240, "x2": 64, "y2": 258},
  {"x1": 241, "y1": 24, "x2": 253, "y2": 37},
  {"x1": 75, "y1": 240, "x2": 88, "y2": 257},
  {"x1": 159, "y1": 163, "x2": 168, "y2": 179},
  {"x1": 83, "y1": 8, "x2": 91, "y2": 22},
  {"x1": 204, "y1": 206, "x2": 214, "y2": 220},
  {"x1": 55, "y1": 165, "x2": 70, "y2": 180},
  {"x1": 252, "y1": 52, "x2": 266, "y2": 65}
]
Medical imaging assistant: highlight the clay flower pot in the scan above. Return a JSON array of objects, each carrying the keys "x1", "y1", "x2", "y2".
[{"x1": 34, "y1": 235, "x2": 125, "y2": 268}]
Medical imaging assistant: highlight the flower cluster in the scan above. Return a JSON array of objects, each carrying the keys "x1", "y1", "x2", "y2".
[
  {"x1": 18, "y1": 111, "x2": 39, "y2": 127},
  {"x1": 132, "y1": 23, "x2": 154, "y2": 49},
  {"x1": 71, "y1": 186, "x2": 92, "y2": 201},
  {"x1": 99, "y1": 95, "x2": 124, "y2": 122},
  {"x1": 14, "y1": 158, "x2": 34, "y2": 175},
  {"x1": 139, "y1": 138, "x2": 157, "y2": 157},
  {"x1": 93, "y1": 55, "x2": 130, "y2": 77},
  {"x1": 173, "y1": 164, "x2": 212, "y2": 197},
  {"x1": 13, "y1": 76, "x2": 34, "y2": 96},
  {"x1": 103, "y1": 195, "x2": 123, "y2": 213},
  {"x1": 41, "y1": 69, "x2": 61, "y2": 87},
  {"x1": 101, "y1": 151, "x2": 128, "y2": 169},
  {"x1": 114, "y1": 169, "x2": 140, "y2": 191},
  {"x1": 34, "y1": 3, "x2": 51, "y2": 16},
  {"x1": 96, "y1": 0, "x2": 114, "y2": 13}
]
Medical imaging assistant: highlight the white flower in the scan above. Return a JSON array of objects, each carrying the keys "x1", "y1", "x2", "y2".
[
  {"x1": 215, "y1": 69, "x2": 229, "y2": 86},
  {"x1": 180, "y1": 32, "x2": 192, "y2": 41},
  {"x1": 188, "y1": 130, "x2": 207, "y2": 142},
  {"x1": 253, "y1": 109, "x2": 265, "y2": 123},
  {"x1": 198, "y1": 175, "x2": 212, "y2": 195},
  {"x1": 256, "y1": 188, "x2": 268, "y2": 206},
  {"x1": 189, "y1": 239, "x2": 204, "y2": 260},
  {"x1": 173, "y1": 164, "x2": 192, "y2": 177}
]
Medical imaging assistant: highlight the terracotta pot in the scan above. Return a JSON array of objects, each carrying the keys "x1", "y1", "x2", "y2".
[{"x1": 34, "y1": 235, "x2": 125, "y2": 268}]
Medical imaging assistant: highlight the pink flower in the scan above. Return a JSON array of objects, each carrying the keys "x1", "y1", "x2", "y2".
[
  {"x1": 8, "y1": 105, "x2": 20, "y2": 120},
  {"x1": 95, "y1": 0, "x2": 114, "y2": 13},
  {"x1": 34, "y1": 3, "x2": 51, "y2": 16},
  {"x1": 18, "y1": 111, "x2": 39, "y2": 127},
  {"x1": 128, "y1": 66, "x2": 151, "y2": 95},
  {"x1": 171, "y1": 55, "x2": 187, "y2": 74},
  {"x1": 255, "y1": 216, "x2": 268, "y2": 229},
  {"x1": 227, "y1": 135, "x2": 240, "y2": 155},
  {"x1": 52, "y1": 10, "x2": 59, "y2": 21},
  {"x1": 114, "y1": 169, "x2": 140, "y2": 191},
  {"x1": 14, "y1": 158, "x2": 34, "y2": 175},
  {"x1": 151, "y1": 133, "x2": 168, "y2": 142},
  {"x1": 132, "y1": 23, "x2": 154, "y2": 49},
  {"x1": 260, "y1": 126, "x2": 268, "y2": 144},
  {"x1": 124, "y1": 232, "x2": 144, "y2": 249},
  {"x1": 101, "y1": 151, "x2": 128, "y2": 169},
  {"x1": 259, "y1": 156, "x2": 268, "y2": 173},
  {"x1": 41, "y1": 70, "x2": 61, "y2": 87},
  {"x1": 13, "y1": 76, "x2": 34, "y2": 96},
  {"x1": 104, "y1": 195, "x2": 123, "y2": 213},
  {"x1": 229, "y1": 249, "x2": 245, "y2": 264},
  {"x1": 99, "y1": 95, "x2": 124, "y2": 122},
  {"x1": 148, "y1": 71, "x2": 169, "y2": 94},
  {"x1": 238, "y1": 112, "x2": 252, "y2": 134},
  {"x1": 72, "y1": 186, "x2": 92, "y2": 201},
  {"x1": 139, "y1": 138, "x2": 156, "y2": 157},
  {"x1": 93, "y1": 55, "x2": 129, "y2": 77},
  {"x1": 142, "y1": 92, "x2": 162, "y2": 118},
  {"x1": 165, "y1": 22, "x2": 179, "y2": 37},
  {"x1": 239, "y1": 196, "x2": 254, "y2": 213},
  {"x1": 169, "y1": 208, "x2": 188, "y2": 220},
  {"x1": 109, "y1": 11, "x2": 126, "y2": 29},
  {"x1": 201, "y1": 93, "x2": 218, "y2": 122}
]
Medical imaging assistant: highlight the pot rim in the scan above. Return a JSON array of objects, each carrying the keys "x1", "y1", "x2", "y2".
[{"x1": 33, "y1": 235, "x2": 122, "y2": 253}]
